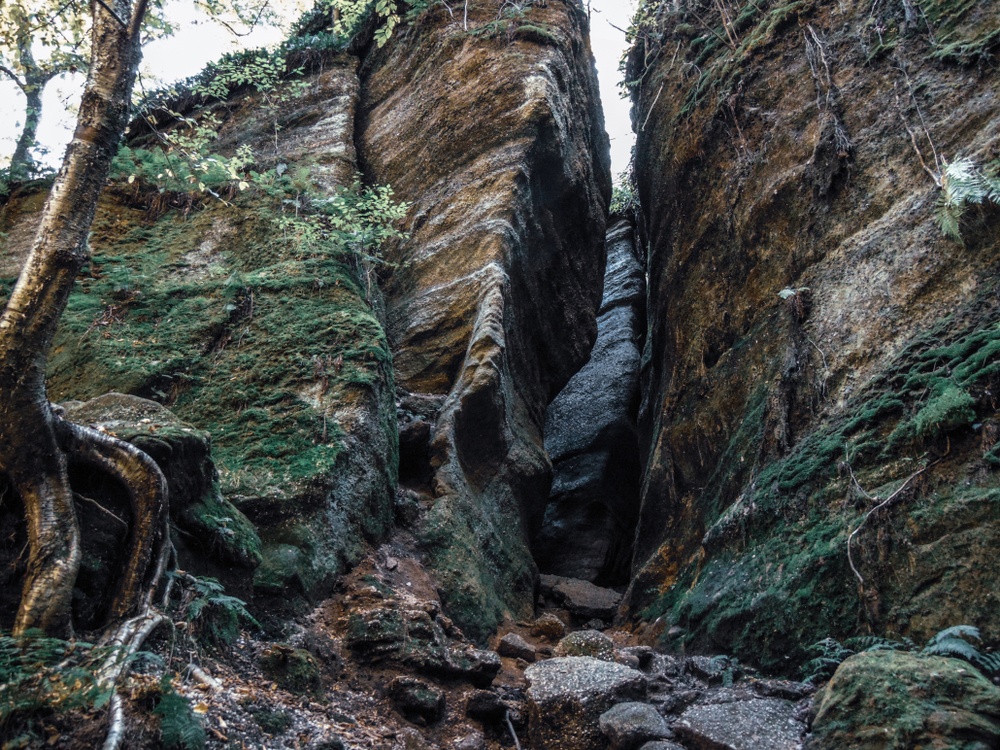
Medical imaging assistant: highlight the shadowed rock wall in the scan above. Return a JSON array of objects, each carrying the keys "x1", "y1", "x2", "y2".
[
  {"x1": 357, "y1": 0, "x2": 611, "y2": 639},
  {"x1": 621, "y1": 0, "x2": 1000, "y2": 669},
  {"x1": 535, "y1": 220, "x2": 645, "y2": 585}
]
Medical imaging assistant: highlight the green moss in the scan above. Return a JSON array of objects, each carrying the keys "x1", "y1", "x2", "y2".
[
  {"x1": 677, "y1": 0, "x2": 811, "y2": 118},
  {"x1": 245, "y1": 705, "x2": 293, "y2": 735},
  {"x1": 258, "y1": 646, "x2": 322, "y2": 696},
  {"x1": 180, "y1": 488, "x2": 263, "y2": 568},
  {"x1": 917, "y1": 0, "x2": 1000, "y2": 61},
  {"x1": 45, "y1": 202, "x2": 390, "y2": 498}
]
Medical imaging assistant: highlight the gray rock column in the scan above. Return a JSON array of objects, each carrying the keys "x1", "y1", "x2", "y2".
[{"x1": 535, "y1": 220, "x2": 645, "y2": 585}]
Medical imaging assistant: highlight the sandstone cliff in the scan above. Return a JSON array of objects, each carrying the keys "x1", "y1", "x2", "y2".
[
  {"x1": 622, "y1": 0, "x2": 1000, "y2": 669},
  {"x1": 358, "y1": 0, "x2": 610, "y2": 639}
]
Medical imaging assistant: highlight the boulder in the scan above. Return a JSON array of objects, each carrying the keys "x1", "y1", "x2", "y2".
[
  {"x1": 498, "y1": 633, "x2": 536, "y2": 663},
  {"x1": 531, "y1": 613, "x2": 567, "y2": 640},
  {"x1": 540, "y1": 575, "x2": 622, "y2": 620},
  {"x1": 599, "y1": 702, "x2": 673, "y2": 750},
  {"x1": 673, "y1": 697, "x2": 804, "y2": 750},
  {"x1": 258, "y1": 645, "x2": 322, "y2": 696},
  {"x1": 525, "y1": 657, "x2": 648, "y2": 750},
  {"x1": 808, "y1": 650, "x2": 1000, "y2": 750},
  {"x1": 465, "y1": 690, "x2": 508, "y2": 723},
  {"x1": 638, "y1": 744, "x2": 686, "y2": 750},
  {"x1": 389, "y1": 677, "x2": 445, "y2": 726},
  {"x1": 555, "y1": 630, "x2": 617, "y2": 662}
]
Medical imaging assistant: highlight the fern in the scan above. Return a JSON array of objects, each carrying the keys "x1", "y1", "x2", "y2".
[
  {"x1": 154, "y1": 681, "x2": 206, "y2": 750},
  {"x1": 709, "y1": 654, "x2": 741, "y2": 686},
  {"x1": 0, "y1": 630, "x2": 114, "y2": 721},
  {"x1": 920, "y1": 624, "x2": 1000, "y2": 677},
  {"x1": 935, "y1": 158, "x2": 1000, "y2": 243}
]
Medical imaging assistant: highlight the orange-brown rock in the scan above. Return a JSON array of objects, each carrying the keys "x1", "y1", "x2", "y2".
[
  {"x1": 358, "y1": 0, "x2": 611, "y2": 639},
  {"x1": 622, "y1": 0, "x2": 1000, "y2": 669}
]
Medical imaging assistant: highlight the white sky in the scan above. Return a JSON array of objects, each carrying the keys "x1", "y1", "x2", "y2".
[{"x1": 0, "y1": 0, "x2": 635, "y2": 179}]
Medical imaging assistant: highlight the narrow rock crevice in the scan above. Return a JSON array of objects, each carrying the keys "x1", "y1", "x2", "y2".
[{"x1": 534, "y1": 219, "x2": 645, "y2": 587}]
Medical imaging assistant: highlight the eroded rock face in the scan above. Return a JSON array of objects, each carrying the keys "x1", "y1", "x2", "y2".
[
  {"x1": 536, "y1": 220, "x2": 645, "y2": 585},
  {"x1": 358, "y1": 0, "x2": 611, "y2": 639},
  {"x1": 808, "y1": 651, "x2": 1000, "y2": 750},
  {"x1": 622, "y1": 0, "x2": 1000, "y2": 667},
  {"x1": 0, "y1": 54, "x2": 397, "y2": 610}
]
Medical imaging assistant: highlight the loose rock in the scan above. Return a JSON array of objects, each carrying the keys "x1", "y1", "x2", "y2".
[
  {"x1": 525, "y1": 656, "x2": 648, "y2": 750},
  {"x1": 555, "y1": 629, "x2": 617, "y2": 662},
  {"x1": 808, "y1": 650, "x2": 1000, "y2": 750},
  {"x1": 674, "y1": 697, "x2": 804, "y2": 750},
  {"x1": 389, "y1": 676, "x2": 445, "y2": 726},
  {"x1": 599, "y1": 702, "x2": 673, "y2": 750},
  {"x1": 498, "y1": 632, "x2": 536, "y2": 662},
  {"x1": 539, "y1": 575, "x2": 622, "y2": 620}
]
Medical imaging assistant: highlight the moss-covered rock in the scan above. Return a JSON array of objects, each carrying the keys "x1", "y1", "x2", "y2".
[
  {"x1": 808, "y1": 650, "x2": 1000, "y2": 749},
  {"x1": 0, "y1": 54, "x2": 397, "y2": 609},
  {"x1": 258, "y1": 645, "x2": 322, "y2": 696},
  {"x1": 622, "y1": 0, "x2": 1000, "y2": 670}
]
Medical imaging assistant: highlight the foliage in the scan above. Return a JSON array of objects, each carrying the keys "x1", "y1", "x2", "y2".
[
  {"x1": 609, "y1": 175, "x2": 640, "y2": 217},
  {"x1": 708, "y1": 654, "x2": 742, "y2": 686},
  {"x1": 935, "y1": 158, "x2": 1000, "y2": 243},
  {"x1": 801, "y1": 634, "x2": 912, "y2": 684},
  {"x1": 168, "y1": 573, "x2": 259, "y2": 648},
  {"x1": 802, "y1": 625, "x2": 1000, "y2": 684},
  {"x1": 0, "y1": 630, "x2": 113, "y2": 735},
  {"x1": 154, "y1": 676, "x2": 206, "y2": 750},
  {"x1": 0, "y1": 0, "x2": 270, "y2": 178},
  {"x1": 921, "y1": 625, "x2": 1000, "y2": 676}
]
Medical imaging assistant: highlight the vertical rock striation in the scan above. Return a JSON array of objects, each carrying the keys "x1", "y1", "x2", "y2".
[
  {"x1": 622, "y1": 0, "x2": 1000, "y2": 668},
  {"x1": 535, "y1": 219, "x2": 645, "y2": 585},
  {"x1": 357, "y1": 0, "x2": 611, "y2": 639}
]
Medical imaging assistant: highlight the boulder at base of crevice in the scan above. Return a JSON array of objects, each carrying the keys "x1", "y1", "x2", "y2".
[
  {"x1": 599, "y1": 702, "x2": 673, "y2": 750},
  {"x1": 536, "y1": 219, "x2": 645, "y2": 585},
  {"x1": 525, "y1": 656, "x2": 647, "y2": 750},
  {"x1": 358, "y1": 0, "x2": 610, "y2": 641},
  {"x1": 539, "y1": 574, "x2": 622, "y2": 622},
  {"x1": 674, "y1": 697, "x2": 803, "y2": 750},
  {"x1": 807, "y1": 650, "x2": 1000, "y2": 750}
]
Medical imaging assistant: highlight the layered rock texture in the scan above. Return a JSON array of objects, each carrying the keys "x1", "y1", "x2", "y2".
[
  {"x1": 536, "y1": 220, "x2": 645, "y2": 585},
  {"x1": 0, "y1": 55, "x2": 397, "y2": 610},
  {"x1": 358, "y1": 0, "x2": 610, "y2": 638},
  {"x1": 622, "y1": 0, "x2": 1000, "y2": 668}
]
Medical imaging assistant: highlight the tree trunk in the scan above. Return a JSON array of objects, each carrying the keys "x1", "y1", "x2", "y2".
[
  {"x1": 0, "y1": 0, "x2": 158, "y2": 637},
  {"x1": 9, "y1": 82, "x2": 45, "y2": 179}
]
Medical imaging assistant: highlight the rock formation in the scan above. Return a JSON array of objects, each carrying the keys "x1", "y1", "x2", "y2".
[
  {"x1": 535, "y1": 219, "x2": 645, "y2": 585},
  {"x1": 621, "y1": 0, "x2": 1000, "y2": 669},
  {"x1": 357, "y1": 0, "x2": 610, "y2": 639}
]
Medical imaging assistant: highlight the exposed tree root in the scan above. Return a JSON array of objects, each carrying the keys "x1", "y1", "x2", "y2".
[
  {"x1": 54, "y1": 417, "x2": 169, "y2": 619},
  {"x1": 99, "y1": 609, "x2": 172, "y2": 750}
]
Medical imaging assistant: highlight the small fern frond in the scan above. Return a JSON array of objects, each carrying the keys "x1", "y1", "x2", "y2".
[
  {"x1": 154, "y1": 689, "x2": 206, "y2": 750},
  {"x1": 925, "y1": 624, "x2": 981, "y2": 647},
  {"x1": 923, "y1": 637, "x2": 981, "y2": 662}
]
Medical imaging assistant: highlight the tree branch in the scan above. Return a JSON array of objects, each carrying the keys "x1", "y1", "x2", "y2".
[{"x1": 0, "y1": 64, "x2": 26, "y2": 89}]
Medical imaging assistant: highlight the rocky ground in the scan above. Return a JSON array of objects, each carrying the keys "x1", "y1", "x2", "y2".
[{"x1": 10, "y1": 522, "x2": 822, "y2": 750}]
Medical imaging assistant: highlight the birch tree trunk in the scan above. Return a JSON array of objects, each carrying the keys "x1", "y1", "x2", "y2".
[{"x1": 0, "y1": 0, "x2": 167, "y2": 636}]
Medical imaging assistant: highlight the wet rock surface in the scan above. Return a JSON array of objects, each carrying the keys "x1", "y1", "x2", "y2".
[
  {"x1": 525, "y1": 656, "x2": 648, "y2": 750},
  {"x1": 600, "y1": 702, "x2": 673, "y2": 750},
  {"x1": 536, "y1": 221, "x2": 645, "y2": 585},
  {"x1": 539, "y1": 574, "x2": 623, "y2": 621},
  {"x1": 674, "y1": 698, "x2": 803, "y2": 750}
]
